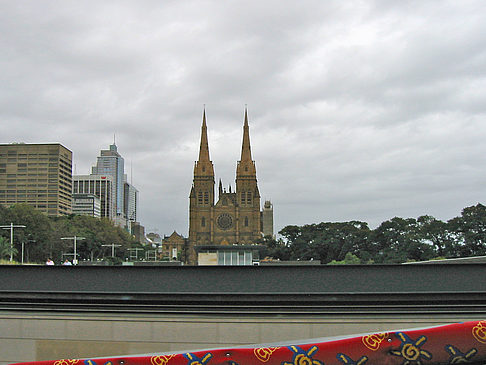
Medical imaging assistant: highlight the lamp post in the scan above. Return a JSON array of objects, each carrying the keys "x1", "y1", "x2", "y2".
[
  {"x1": 128, "y1": 247, "x2": 144, "y2": 261},
  {"x1": 1, "y1": 223, "x2": 26, "y2": 262},
  {"x1": 102, "y1": 243, "x2": 121, "y2": 257},
  {"x1": 21, "y1": 239, "x2": 35, "y2": 265},
  {"x1": 61, "y1": 236, "x2": 85, "y2": 265}
]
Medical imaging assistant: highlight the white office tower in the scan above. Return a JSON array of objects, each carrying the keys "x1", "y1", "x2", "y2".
[
  {"x1": 73, "y1": 175, "x2": 115, "y2": 219},
  {"x1": 72, "y1": 193, "x2": 101, "y2": 218}
]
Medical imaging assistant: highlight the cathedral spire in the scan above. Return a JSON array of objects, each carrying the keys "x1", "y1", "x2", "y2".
[
  {"x1": 194, "y1": 107, "x2": 214, "y2": 177},
  {"x1": 236, "y1": 107, "x2": 256, "y2": 178},
  {"x1": 198, "y1": 108, "x2": 210, "y2": 162},
  {"x1": 240, "y1": 107, "x2": 253, "y2": 163}
]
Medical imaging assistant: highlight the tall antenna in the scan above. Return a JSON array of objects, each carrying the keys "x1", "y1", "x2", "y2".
[
  {"x1": 131, "y1": 160, "x2": 133, "y2": 185},
  {"x1": 113, "y1": 132, "x2": 116, "y2": 145}
]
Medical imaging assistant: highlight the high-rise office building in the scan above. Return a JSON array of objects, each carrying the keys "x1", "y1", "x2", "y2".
[
  {"x1": 124, "y1": 181, "x2": 138, "y2": 223},
  {"x1": 73, "y1": 175, "x2": 115, "y2": 219},
  {"x1": 91, "y1": 143, "x2": 125, "y2": 219},
  {"x1": 72, "y1": 193, "x2": 101, "y2": 218},
  {"x1": 0, "y1": 143, "x2": 72, "y2": 216}
]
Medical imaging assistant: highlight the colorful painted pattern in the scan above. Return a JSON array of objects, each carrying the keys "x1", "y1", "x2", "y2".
[
  {"x1": 254, "y1": 347, "x2": 280, "y2": 362},
  {"x1": 361, "y1": 332, "x2": 388, "y2": 351},
  {"x1": 12, "y1": 321, "x2": 486, "y2": 365},
  {"x1": 389, "y1": 332, "x2": 432, "y2": 365},
  {"x1": 282, "y1": 346, "x2": 323, "y2": 365}
]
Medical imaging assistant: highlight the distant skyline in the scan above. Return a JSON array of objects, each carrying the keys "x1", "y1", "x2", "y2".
[{"x1": 2, "y1": 1, "x2": 486, "y2": 236}]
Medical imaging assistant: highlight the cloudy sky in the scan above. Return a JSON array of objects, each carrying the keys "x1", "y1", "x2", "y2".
[{"x1": 1, "y1": 0, "x2": 486, "y2": 236}]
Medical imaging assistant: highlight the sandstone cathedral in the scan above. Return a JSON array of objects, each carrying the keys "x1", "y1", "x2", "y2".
[{"x1": 187, "y1": 109, "x2": 273, "y2": 265}]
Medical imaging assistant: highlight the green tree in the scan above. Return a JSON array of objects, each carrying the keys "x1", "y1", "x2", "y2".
[
  {"x1": 370, "y1": 217, "x2": 435, "y2": 263},
  {"x1": 1, "y1": 204, "x2": 53, "y2": 263},
  {"x1": 328, "y1": 252, "x2": 361, "y2": 265},
  {"x1": 279, "y1": 221, "x2": 371, "y2": 264},
  {"x1": 50, "y1": 214, "x2": 136, "y2": 263},
  {"x1": 256, "y1": 235, "x2": 291, "y2": 261},
  {"x1": 417, "y1": 215, "x2": 455, "y2": 257},
  {"x1": 0, "y1": 236, "x2": 17, "y2": 260},
  {"x1": 447, "y1": 204, "x2": 486, "y2": 257}
]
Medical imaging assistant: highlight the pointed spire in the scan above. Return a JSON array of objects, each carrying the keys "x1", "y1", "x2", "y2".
[
  {"x1": 219, "y1": 179, "x2": 223, "y2": 196},
  {"x1": 240, "y1": 106, "x2": 252, "y2": 162},
  {"x1": 236, "y1": 106, "x2": 256, "y2": 178},
  {"x1": 198, "y1": 107, "x2": 210, "y2": 162},
  {"x1": 194, "y1": 107, "x2": 214, "y2": 178}
]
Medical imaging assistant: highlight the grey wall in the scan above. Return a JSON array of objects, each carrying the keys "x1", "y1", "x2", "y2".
[{"x1": 1, "y1": 312, "x2": 483, "y2": 364}]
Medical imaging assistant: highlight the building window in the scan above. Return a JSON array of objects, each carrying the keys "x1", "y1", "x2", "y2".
[
  {"x1": 198, "y1": 191, "x2": 203, "y2": 204},
  {"x1": 247, "y1": 191, "x2": 252, "y2": 204},
  {"x1": 217, "y1": 250, "x2": 253, "y2": 265},
  {"x1": 245, "y1": 216, "x2": 249, "y2": 227},
  {"x1": 204, "y1": 191, "x2": 209, "y2": 204},
  {"x1": 202, "y1": 217, "x2": 206, "y2": 227}
]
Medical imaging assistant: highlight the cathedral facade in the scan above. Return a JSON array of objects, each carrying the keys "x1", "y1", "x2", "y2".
[{"x1": 187, "y1": 109, "x2": 271, "y2": 265}]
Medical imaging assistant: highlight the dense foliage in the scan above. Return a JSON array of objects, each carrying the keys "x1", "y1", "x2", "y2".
[
  {"x1": 3, "y1": 202, "x2": 486, "y2": 265},
  {"x1": 0, "y1": 204, "x2": 137, "y2": 264},
  {"x1": 259, "y1": 203, "x2": 486, "y2": 264}
]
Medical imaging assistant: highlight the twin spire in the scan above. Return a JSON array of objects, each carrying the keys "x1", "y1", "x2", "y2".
[
  {"x1": 198, "y1": 108, "x2": 210, "y2": 163},
  {"x1": 240, "y1": 108, "x2": 253, "y2": 163},
  {"x1": 196, "y1": 107, "x2": 255, "y2": 177}
]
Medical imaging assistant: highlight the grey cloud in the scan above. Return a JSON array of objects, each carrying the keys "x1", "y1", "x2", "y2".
[{"x1": 1, "y1": 1, "x2": 486, "y2": 235}]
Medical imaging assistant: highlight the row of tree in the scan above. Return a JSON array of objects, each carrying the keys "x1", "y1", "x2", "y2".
[
  {"x1": 3, "y1": 202, "x2": 486, "y2": 265},
  {"x1": 0, "y1": 204, "x2": 139, "y2": 264},
  {"x1": 258, "y1": 203, "x2": 486, "y2": 264}
]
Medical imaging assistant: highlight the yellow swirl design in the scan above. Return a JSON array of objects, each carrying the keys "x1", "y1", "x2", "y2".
[
  {"x1": 294, "y1": 353, "x2": 315, "y2": 365},
  {"x1": 472, "y1": 320, "x2": 486, "y2": 344},
  {"x1": 54, "y1": 360, "x2": 79, "y2": 365},
  {"x1": 151, "y1": 355, "x2": 175, "y2": 365},
  {"x1": 254, "y1": 347, "x2": 280, "y2": 362},
  {"x1": 362, "y1": 333, "x2": 388, "y2": 351},
  {"x1": 402, "y1": 343, "x2": 420, "y2": 361}
]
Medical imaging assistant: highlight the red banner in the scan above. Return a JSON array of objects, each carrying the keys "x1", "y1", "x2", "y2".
[{"x1": 12, "y1": 320, "x2": 486, "y2": 365}]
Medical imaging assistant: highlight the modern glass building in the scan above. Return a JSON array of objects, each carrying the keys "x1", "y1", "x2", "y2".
[
  {"x1": 124, "y1": 181, "x2": 138, "y2": 223},
  {"x1": 91, "y1": 143, "x2": 125, "y2": 219}
]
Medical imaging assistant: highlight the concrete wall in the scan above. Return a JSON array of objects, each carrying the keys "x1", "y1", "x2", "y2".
[{"x1": 1, "y1": 312, "x2": 483, "y2": 364}]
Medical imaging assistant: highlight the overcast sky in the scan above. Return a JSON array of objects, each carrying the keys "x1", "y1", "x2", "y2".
[{"x1": 1, "y1": 1, "x2": 486, "y2": 236}]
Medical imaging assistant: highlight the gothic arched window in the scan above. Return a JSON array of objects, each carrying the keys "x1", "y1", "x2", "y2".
[{"x1": 247, "y1": 191, "x2": 252, "y2": 204}]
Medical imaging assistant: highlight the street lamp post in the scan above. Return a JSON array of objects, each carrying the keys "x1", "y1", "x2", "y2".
[
  {"x1": 1, "y1": 223, "x2": 26, "y2": 262},
  {"x1": 21, "y1": 239, "x2": 35, "y2": 265},
  {"x1": 102, "y1": 243, "x2": 121, "y2": 257},
  {"x1": 61, "y1": 236, "x2": 85, "y2": 265},
  {"x1": 128, "y1": 247, "x2": 144, "y2": 261}
]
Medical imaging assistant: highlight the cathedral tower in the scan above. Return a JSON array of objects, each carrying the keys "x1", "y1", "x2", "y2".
[
  {"x1": 187, "y1": 108, "x2": 270, "y2": 265},
  {"x1": 235, "y1": 108, "x2": 261, "y2": 244},
  {"x1": 188, "y1": 109, "x2": 215, "y2": 264}
]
